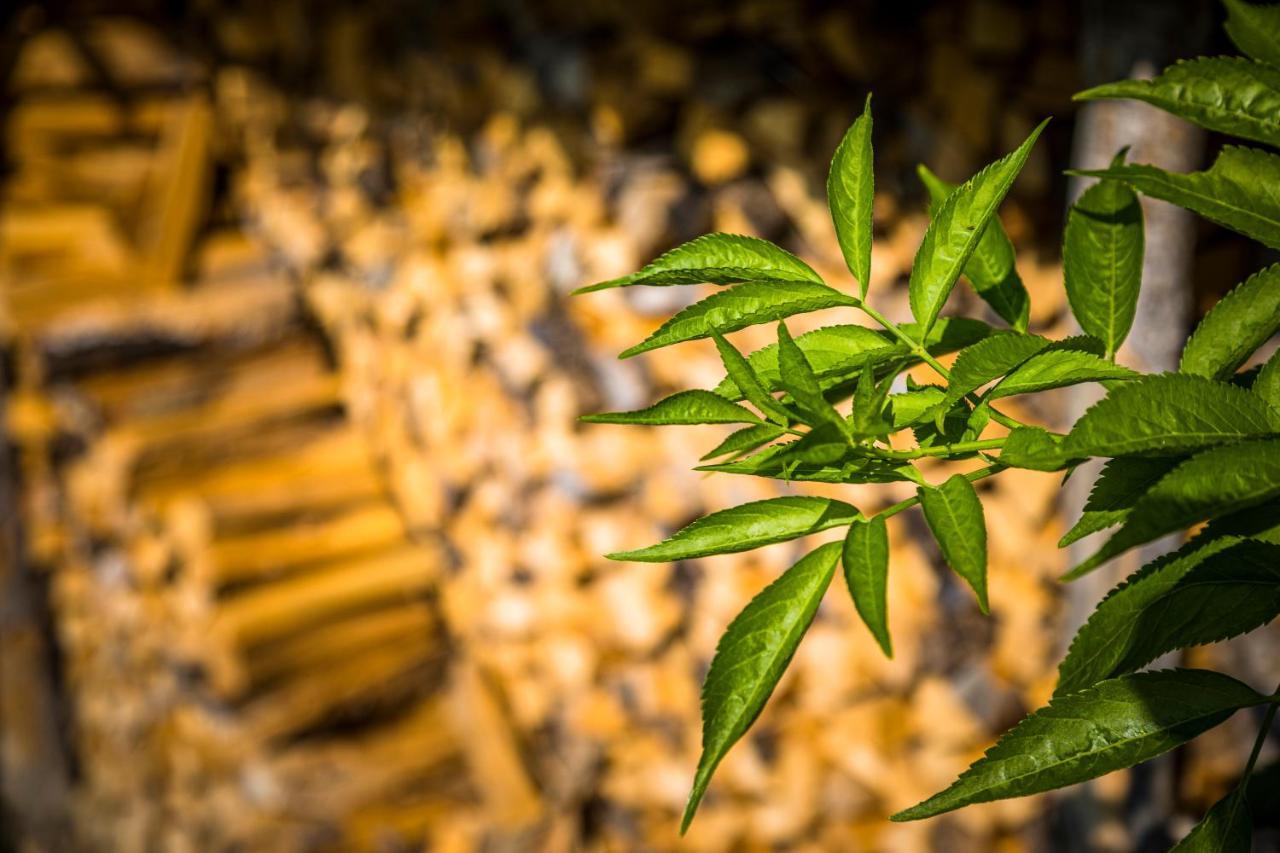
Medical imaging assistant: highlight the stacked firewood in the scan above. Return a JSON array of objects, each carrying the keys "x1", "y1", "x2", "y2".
[{"x1": 3, "y1": 7, "x2": 1268, "y2": 852}]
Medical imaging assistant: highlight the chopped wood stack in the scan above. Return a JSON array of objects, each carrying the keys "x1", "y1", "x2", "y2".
[{"x1": 2, "y1": 7, "x2": 1267, "y2": 852}]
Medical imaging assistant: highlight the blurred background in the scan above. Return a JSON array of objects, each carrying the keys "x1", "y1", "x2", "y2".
[{"x1": 1, "y1": 0, "x2": 1277, "y2": 850}]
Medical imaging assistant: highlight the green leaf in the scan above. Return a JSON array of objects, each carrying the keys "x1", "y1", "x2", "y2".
[
  {"x1": 698, "y1": 431, "x2": 921, "y2": 485},
  {"x1": 1057, "y1": 538, "x2": 1280, "y2": 694},
  {"x1": 682, "y1": 541, "x2": 841, "y2": 833},
  {"x1": 891, "y1": 669, "x2": 1264, "y2": 821},
  {"x1": 999, "y1": 427, "x2": 1082, "y2": 472},
  {"x1": 1205, "y1": 496, "x2": 1280, "y2": 544},
  {"x1": 1059, "y1": 456, "x2": 1183, "y2": 547},
  {"x1": 1224, "y1": 0, "x2": 1280, "y2": 66},
  {"x1": 715, "y1": 324, "x2": 898, "y2": 398},
  {"x1": 620, "y1": 281, "x2": 859, "y2": 358},
  {"x1": 1057, "y1": 537, "x2": 1240, "y2": 694},
  {"x1": 851, "y1": 364, "x2": 895, "y2": 438},
  {"x1": 935, "y1": 332, "x2": 1052, "y2": 414},
  {"x1": 715, "y1": 318, "x2": 993, "y2": 399},
  {"x1": 575, "y1": 233, "x2": 821, "y2": 293},
  {"x1": 1256, "y1": 346, "x2": 1280, "y2": 412},
  {"x1": 712, "y1": 332, "x2": 793, "y2": 425},
  {"x1": 1063, "y1": 171, "x2": 1144, "y2": 358},
  {"x1": 888, "y1": 386, "x2": 947, "y2": 428},
  {"x1": 842, "y1": 515, "x2": 892, "y2": 657},
  {"x1": 1068, "y1": 437, "x2": 1280, "y2": 579},
  {"x1": 1181, "y1": 264, "x2": 1280, "y2": 379},
  {"x1": 1076, "y1": 57, "x2": 1280, "y2": 149},
  {"x1": 990, "y1": 348, "x2": 1137, "y2": 399},
  {"x1": 828, "y1": 95, "x2": 875, "y2": 297},
  {"x1": 918, "y1": 474, "x2": 989, "y2": 613},
  {"x1": 776, "y1": 322, "x2": 851, "y2": 437},
  {"x1": 1171, "y1": 789, "x2": 1252, "y2": 853},
  {"x1": 1063, "y1": 373, "x2": 1280, "y2": 458},
  {"x1": 909, "y1": 120, "x2": 1048, "y2": 336},
  {"x1": 700, "y1": 423, "x2": 786, "y2": 461},
  {"x1": 1072, "y1": 146, "x2": 1280, "y2": 250},
  {"x1": 608, "y1": 496, "x2": 860, "y2": 562},
  {"x1": 918, "y1": 164, "x2": 1030, "y2": 330},
  {"x1": 581, "y1": 390, "x2": 763, "y2": 426}
]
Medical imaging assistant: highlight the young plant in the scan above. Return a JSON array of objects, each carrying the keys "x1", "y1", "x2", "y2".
[{"x1": 576, "y1": 2, "x2": 1280, "y2": 841}]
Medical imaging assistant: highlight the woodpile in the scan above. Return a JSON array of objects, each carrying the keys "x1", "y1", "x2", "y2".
[{"x1": 2, "y1": 5, "x2": 1268, "y2": 852}]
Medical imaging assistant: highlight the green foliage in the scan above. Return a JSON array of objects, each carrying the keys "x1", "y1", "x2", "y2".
[
  {"x1": 575, "y1": 232, "x2": 821, "y2": 293},
  {"x1": 581, "y1": 390, "x2": 763, "y2": 426},
  {"x1": 1224, "y1": 0, "x2": 1280, "y2": 65},
  {"x1": 918, "y1": 474, "x2": 990, "y2": 613},
  {"x1": 1057, "y1": 538, "x2": 1280, "y2": 692},
  {"x1": 892, "y1": 669, "x2": 1265, "y2": 820},
  {"x1": 620, "y1": 280, "x2": 857, "y2": 357},
  {"x1": 575, "y1": 7, "x2": 1280, "y2": 833},
  {"x1": 1076, "y1": 57, "x2": 1280, "y2": 149},
  {"x1": 608, "y1": 496, "x2": 860, "y2": 562},
  {"x1": 1073, "y1": 146, "x2": 1280, "y2": 250},
  {"x1": 842, "y1": 516, "x2": 892, "y2": 656},
  {"x1": 1067, "y1": 438, "x2": 1280, "y2": 578},
  {"x1": 1061, "y1": 373, "x2": 1280, "y2": 458},
  {"x1": 1257, "y1": 347, "x2": 1280, "y2": 411},
  {"x1": 1180, "y1": 264, "x2": 1280, "y2": 379},
  {"x1": 1172, "y1": 789, "x2": 1252, "y2": 852},
  {"x1": 1063, "y1": 164, "x2": 1144, "y2": 358},
  {"x1": 828, "y1": 95, "x2": 875, "y2": 297},
  {"x1": 682, "y1": 542, "x2": 841, "y2": 833},
  {"x1": 918, "y1": 164, "x2": 1030, "y2": 330},
  {"x1": 1059, "y1": 456, "x2": 1182, "y2": 547},
  {"x1": 908, "y1": 121, "x2": 1048, "y2": 337}
]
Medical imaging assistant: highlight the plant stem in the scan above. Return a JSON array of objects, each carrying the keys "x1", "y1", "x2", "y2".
[
  {"x1": 875, "y1": 463, "x2": 1004, "y2": 520},
  {"x1": 854, "y1": 301, "x2": 1026, "y2": 431},
  {"x1": 873, "y1": 437, "x2": 1006, "y2": 460}
]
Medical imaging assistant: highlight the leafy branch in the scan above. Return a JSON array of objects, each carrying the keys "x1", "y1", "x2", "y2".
[{"x1": 577, "y1": 0, "x2": 1280, "y2": 840}]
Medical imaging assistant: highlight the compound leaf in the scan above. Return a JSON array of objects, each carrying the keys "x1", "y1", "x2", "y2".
[
  {"x1": 621, "y1": 281, "x2": 858, "y2": 358},
  {"x1": 1224, "y1": 0, "x2": 1280, "y2": 66},
  {"x1": 1181, "y1": 263, "x2": 1280, "y2": 380},
  {"x1": 609, "y1": 496, "x2": 860, "y2": 562},
  {"x1": 909, "y1": 120, "x2": 1048, "y2": 336},
  {"x1": 892, "y1": 669, "x2": 1264, "y2": 821},
  {"x1": 1063, "y1": 373, "x2": 1280, "y2": 458},
  {"x1": 1076, "y1": 57, "x2": 1280, "y2": 149},
  {"x1": 919, "y1": 474, "x2": 989, "y2": 613},
  {"x1": 576, "y1": 233, "x2": 821, "y2": 293},
  {"x1": 683, "y1": 542, "x2": 842, "y2": 833},
  {"x1": 1073, "y1": 146, "x2": 1280, "y2": 250},
  {"x1": 582, "y1": 390, "x2": 763, "y2": 426},
  {"x1": 828, "y1": 95, "x2": 875, "y2": 296},
  {"x1": 1063, "y1": 171, "x2": 1144, "y2": 358},
  {"x1": 842, "y1": 515, "x2": 892, "y2": 657},
  {"x1": 918, "y1": 164, "x2": 1030, "y2": 330}
]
